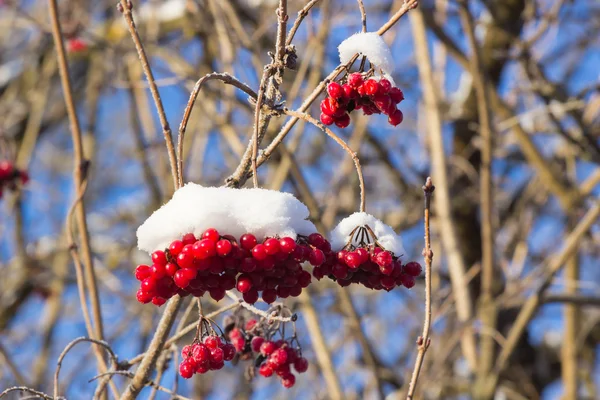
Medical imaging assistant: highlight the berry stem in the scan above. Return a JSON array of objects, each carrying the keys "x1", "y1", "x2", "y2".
[
  {"x1": 406, "y1": 177, "x2": 435, "y2": 399},
  {"x1": 283, "y1": 109, "x2": 366, "y2": 213}
]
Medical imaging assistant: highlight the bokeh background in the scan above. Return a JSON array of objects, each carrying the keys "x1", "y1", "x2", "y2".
[{"x1": 1, "y1": 0, "x2": 599, "y2": 399}]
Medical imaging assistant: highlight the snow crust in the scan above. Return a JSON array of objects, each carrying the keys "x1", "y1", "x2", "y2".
[
  {"x1": 329, "y1": 212, "x2": 405, "y2": 256},
  {"x1": 137, "y1": 184, "x2": 317, "y2": 253},
  {"x1": 338, "y1": 32, "x2": 394, "y2": 75}
]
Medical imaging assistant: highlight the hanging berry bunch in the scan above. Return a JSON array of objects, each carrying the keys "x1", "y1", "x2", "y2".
[
  {"x1": 134, "y1": 228, "x2": 332, "y2": 306},
  {"x1": 179, "y1": 312, "x2": 237, "y2": 379},
  {"x1": 0, "y1": 160, "x2": 29, "y2": 200},
  {"x1": 222, "y1": 305, "x2": 308, "y2": 389},
  {"x1": 319, "y1": 73, "x2": 404, "y2": 129},
  {"x1": 316, "y1": 213, "x2": 422, "y2": 290}
]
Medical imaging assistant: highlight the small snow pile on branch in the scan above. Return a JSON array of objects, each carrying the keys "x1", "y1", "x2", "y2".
[
  {"x1": 338, "y1": 32, "x2": 394, "y2": 75},
  {"x1": 330, "y1": 212, "x2": 405, "y2": 255},
  {"x1": 137, "y1": 184, "x2": 316, "y2": 253}
]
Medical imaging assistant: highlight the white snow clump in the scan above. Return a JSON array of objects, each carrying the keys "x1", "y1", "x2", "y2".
[
  {"x1": 338, "y1": 32, "x2": 394, "y2": 75},
  {"x1": 329, "y1": 212, "x2": 405, "y2": 255},
  {"x1": 137, "y1": 184, "x2": 316, "y2": 253}
]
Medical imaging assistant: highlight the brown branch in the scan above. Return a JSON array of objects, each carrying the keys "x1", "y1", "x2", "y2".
[
  {"x1": 90, "y1": 371, "x2": 192, "y2": 400},
  {"x1": 0, "y1": 387, "x2": 53, "y2": 400},
  {"x1": 286, "y1": 0, "x2": 322, "y2": 45},
  {"x1": 458, "y1": 0, "x2": 498, "y2": 388},
  {"x1": 406, "y1": 178, "x2": 435, "y2": 399},
  {"x1": 117, "y1": 0, "x2": 179, "y2": 189},
  {"x1": 284, "y1": 108, "x2": 366, "y2": 212}
]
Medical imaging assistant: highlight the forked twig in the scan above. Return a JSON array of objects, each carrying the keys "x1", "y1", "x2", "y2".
[
  {"x1": 406, "y1": 177, "x2": 435, "y2": 399},
  {"x1": 0, "y1": 387, "x2": 53, "y2": 400}
]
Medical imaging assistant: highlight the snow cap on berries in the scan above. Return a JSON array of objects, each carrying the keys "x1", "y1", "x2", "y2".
[
  {"x1": 338, "y1": 32, "x2": 394, "y2": 75},
  {"x1": 137, "y1": 184, "x2": 317, "y2": 253},
  {"x1": 329, "y1": 212, "x2": 405, "y2": 255}
]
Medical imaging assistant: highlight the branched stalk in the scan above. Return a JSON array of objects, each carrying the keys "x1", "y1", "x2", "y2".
[{"x1": 406, "y1": 177, "x2": 435, "y2": 399}]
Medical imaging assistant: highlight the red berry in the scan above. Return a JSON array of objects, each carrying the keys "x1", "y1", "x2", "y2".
[
  {"x1": 320, "y1": 97, "x2": 338, "y2": 117},
  {"x1": 251, "y1": 244, "x2": 268, "y2": 260},
  {"x1": 276, "y1": 286, "x2": 290, "y2": 298},
  {"x1": 389, "y1": 87, "x2": 404, "y2": 103},
  {"x1": 308, "y1": 233, "x2": 326, "y2": 247},
  {"x1": 243, "y1": 288, "x2": 259, "y2": 304},
  {"x1": 210, "y1": 347, "x2": 224, "y2": 363},
  {"x1": 342, "y1": 83, "x2": 358, "y2": 99},
  {"x1": 373, "y1": 94, "x2": 392, "y2": 114},
  {"x1": 308, "y1": 249, "x2": 325, "y2": 266},
  {"x1": 216, "y1": 239, "x2": 232, "y2": 257},
  {"x1": 136, "y1": 289, "x2": 152, "y2": 303},
  {"x1": 281, "y1": 373, "x2": 296, "y2": 388},
  {"x1": 192, "y1": 344, "x2": 210, "y2": 362},
  {"x1": 173, "y1": 269, "x2": 194, "y2": 288},
  {"x1": 355, "y1": 248, "x2": 369, "y2": 264},
  {"x1": 240, "y1": 257, "x2": 257, "y2": 272},
  {"x1": 151, "y1": 250, "x2": 167, "y2": 266},
  {"x1": 165, "y1": 262, "x2": 178, "y2": 276},
  {"x1": 399, "y1": 273, "x2": 416, "y2": 288},
  {"x1": 294, "y1": 357, "x2": 309, "y2": 373},
  {"x1": 237, "y1": 275, "x2": 253, "y2": 293},
  {"x1": 222, "y1": 343, "x2": 236, "y2": 361},
  {"x1": 271, "y1": 348, "x2": 288, "y2": 366},
  {"x1": 179, "y1": 361, "x2": 194, "y2": 379},
  {"x1": 231, "y1": 336, "x2": 245, "y2": 352},
  {"x1": 279, "y1": 237, "x2": 296, "y2": 254},
  {"x1": 203, "y1": 228, "x2": 220, "y2": 242},
  {"x1": 327, "y1": 82, "x2": 344, "y2": 99},
  {"x1": 334, "y1": 113, "x2": 350, "y2": 128},
  {"x1": 151, "y1": 263, "x2": 167, "y2": 279},
  {"x1": 182, "y1": 233, "x2": 196, "y2": 245},
  {"x1": 381, "y1": 276, "x2": 396, "y2": 290},
  {"x1": 204, "y1": 336, "x2": 221, "y2": 349},
  {"x1": 135, "y1": 265, "x2": 152, "y2": 281},
  {"x1": 209, "y1": 288, "x2": 226, "y2": 301},
  {"x1": 297, "y1": 270, "x2": 312, "y2": 287},
  {"x1": 376, "y1": 251, "x2": 393, "y2": 267},
  {"x1": 169, "y1": 240, "x2": 184, "y2": 256},
  {"x1": 388, "y1": 109, "x2": 404, "y2": 126},
  {"x1": 332, "y1": 263, "x2": 348, "y2": 280},
  {"x1": 177, "y1": 252, "x2": 194, "y2": 269},
  {"x1": 345, "y1": 252, "x2": 362, "y2": 269},
  {"x1": 260, "y1": 341, "x2": 276, "y2": 356},
  {"x1": 364, "y1": 79, "x2": 380, "y2": 96},
  {"x1": 240, "y1": 234, "x2": 257, "y2": 250},
  {"x1": 262, "y1": 288, "x2": 277, "y2": 304},
  {"x1": 347, "y1": 72, "x2": 363, "y2": 88},
  {"x1": 259, "y1": 363, "x2": 274, "y2": 377},
  {"x1": 251, "y1": 336, "x2": 265, "y2": 352},
  {"x1": 140, "y1": 277, "x2": 157, "y2": 293},
  {"x1": 320, "y1": 113, "x2": 335, "y2": 125},
  {"x1": 404, "y1": 261, "x2": 422, "y2": 277},
  {"x1": 263, "y1": 238, "x2": 280, "y2": 255},
  {"x1": 379, "y1": 78, "x2": 392, "y2": 93}
]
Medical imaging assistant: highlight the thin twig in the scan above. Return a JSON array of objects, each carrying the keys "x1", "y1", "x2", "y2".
[
  {"x1": 117, "y1": 0, "x2": 179, "y2": 189},
  {"x1": 225, "y1": 291, "x2": 295, "y2": 322},
  {"x1": 90, "y1": 371, "x2": 192, "y2": 400},
  {"x1": 178, "y1": 72, "x2": 258, "y2": 186},
  {"x1": 286, "y1": 0, "x2": 322, "y2": 45},
  {"x1": 0, "y1": 387, "x2": 53, "y2": 400},
  {"x1": 284, "y1": 109, "x2": 366, "y2": 212},
  {"x1": 406, "y1": 177, "x2": 435, "y2": 399},
  {"x1": 54, "y1": 337, "x2": 117, "y2": 400}
]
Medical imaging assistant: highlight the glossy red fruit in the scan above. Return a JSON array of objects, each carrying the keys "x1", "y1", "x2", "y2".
[
  {"x1": 169, "y1": 240, "x2": 184, "y2": 256},
  {"x1": 204, "y1": 336, "x2": 221, "y2": 349},
  {"x1": 237, "y1": 275, "x2": 253, "y2": 293},
  {"x1": 373, "y1": 94, "x2": 392, "y2": 114},
  {"x1": 320, "y1": 113, "x2": 335, "y2": 125},
  {"x1": 308, "y1": 233, "x2": 326, "y2": 247},
  {"x1": 404, "y1": 261, "x2": 422, "y2": 276},
  {"x1": 135, "y1": 264, "x2": 152, "y2": 281},
  {"x1": 243, "y1": 288, "x2": 259, "y2": 304},
  {"x1": 381, "y1": 276, "x2": 396, "y2": 290},
  {"x1": 334, "y1": 113, "x2": 350, "y2": 128},
  {"x1": 388, "y1": 109, "x2": 404, "y2": 126},
  {"x1": 192, "y1": 344, "x2": 210, "y2": 363},
  {"x1": 152, "y1": 296, "x2": 166, "y2": 306},
  {"x1": 210, "y1": 347, "x2": 224, "y2": 363},
  {"x1": 151, "y1": 250, "x2": 167, "y2": 266},
  {"x1": 376, "y1": 251, "x2": 393, "y2": 267},
  {"x1": 278, "y1": 237, "x2": 296, "y2": 254},
  {"x1": 251, "y1": 244, "x2": 268, "y2": 261},
  {"x1": 345, "y1": 252, "x2": 362, "y2": 269},
  {"x1": 182, "y1": 233, "x2": 196, "y2": 245},
  {"x1": 179, "y1": 361, "x2": 194, "y2": 379},
  {"x1": 320, "y1": 97, "x2": 339, "y2": 116},
  {"x1": 165, "y1": 262, "x2": 178, "y2": 276},
  {"x1": 294, "y1": 357, "x2": 309, "y2": 373},
  {"x1": 379, "y1": 78, "x2": 392, "y2": 93},
  {"x1": 355, "y1": 248, "x2": 369, "y2": 264},
  {"x1": 281, "y1": 373, "x2": 296, "y2": 388},
  {"x1": 342, "y1": 83, "x2": 358, "y2": 99},
  {"x1": 389, "y1": 87, "x2": 404, "y2": 103},
  {"x1": 260, "y1": 341, "x2": 277, "y2": 356},
  {"x1": 332, "y1": 263, "x2": 348, "y2": 280},
  {"x1": 209, "y1": 288, "x2": 226, "y2": 301},
  {"x1": 177, "y1": 252, "x2": 194, "y2": 269},
  {"x1": 327, "y1": 82, "x2": 344, "y2": 99},
  {"x1": 308, "y1": 249, "x2": 325, "y2": 266},
  {"x1": 259, "y1": 363, "x2": 274, "y2": 377},
  {"x1": 263, "y1": 238, "x2": 280, "y2": 255},
  {"x1": 364, "y1": 79, "x2": 380, "y2": 95},
  {"x1": 203, "y1": 228, "x2": 220, "y2": 242},
  {"x1": 399, "y1": 273, "x2": 416, "y2": 288},
  {"x1": 240, "y1": 234, "x2": 257, "y2": 250},
  {"x1": 222, "y1": 343, "x2": 236, "y2": 361},
  {"x1": 136, "y1": 289, "x2": 153, "y2": 303},
  {"x1": 141, "y1": 277, "x2": 157, "y2": 292},
  {"x1": 347, "y1": 72, "x2": 363, "y2": 88},
  {"x1": 251, "y1": 336, "x2": 265, "y2": 352},
  {"x1": 216, "y1": 239, "x2": 232, "y2": 257},
  {"x1": 151, "y1": 263, "x2": 167, "y2": 279},
  {"x1": 262, "y1": 288, "x2": 277, "y2": 304},
  {"x1": 270, "y1": 348, "x2": 288, "y2": 366}
]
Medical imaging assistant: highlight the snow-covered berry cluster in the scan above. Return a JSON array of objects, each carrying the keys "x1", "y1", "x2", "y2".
[
  {"x1": 319, "y1": 73, "x2": 404, "y2": 129},
  {"x1": 0, "y1": 160, "x2": 29, "y2": 200},
  {"x1": 134, "y1": 229, "x2": 331, "y2": 306}
]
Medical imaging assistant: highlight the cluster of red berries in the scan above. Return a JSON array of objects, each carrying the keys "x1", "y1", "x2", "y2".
[
  {"x1": 228, "y1": 318, "x2": 259, "y2": 360},
  {"x1": 313, "y1": 244, "x2": 422, "y2": 291},
  {"x1": 179, "y1": 335, "x2": 236, "y2": 378},
  {"x1": 254, "y1": 337, "x2": 308, "y2": 388},
  {"x1": 0, "y1": 161, "x2": 29, "y2": 199},
  {"x1": 134, "y1": 229, "x2": 331, "y2": 306},
  {"x1": 319, "y1": 73, "x2": 404, "y2": 128}
]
